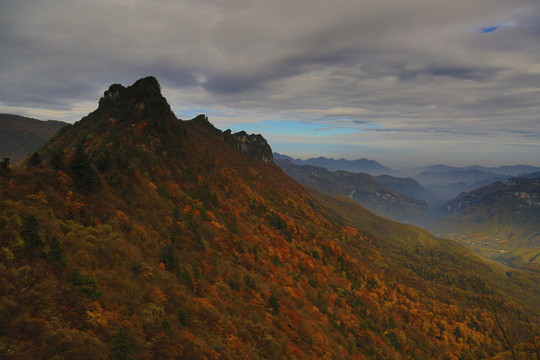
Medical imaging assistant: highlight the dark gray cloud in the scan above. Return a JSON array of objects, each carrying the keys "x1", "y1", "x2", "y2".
[{"x1": 1, "y1": 0, "x2": 539, "y2": 166}]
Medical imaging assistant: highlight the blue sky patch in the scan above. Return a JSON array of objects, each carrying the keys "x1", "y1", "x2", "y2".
[{"x1": 479, "y1": 25, "x2": 502, "y2": 34}]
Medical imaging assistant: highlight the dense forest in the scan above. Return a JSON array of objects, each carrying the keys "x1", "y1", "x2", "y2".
[{"x1": 0, "y1": 77, "x2": 538, "y2": 359}]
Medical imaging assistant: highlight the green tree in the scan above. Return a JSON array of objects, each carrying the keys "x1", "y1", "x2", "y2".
[
  {"x1": 27, "y1": 152, "x2": 42, "y2": 167},
  {"x1": 177, "y1": 309, "x2": 188, "y2": 326},
  {"x1": 68, "y1": 268, "x2": 102, "y2": 300},
  {"x1": 69, "y1": 145, "x2": 99, "y2": 192},
  {"x1": 244, "y1": 274, "x2": 256, "y2": 289},
  {"x1": 21, "y1": 214, "x2": 44, "y2": 254},
  {"x1": 47, "y1": 236, "x2": 66, "y2": 268},
  {"x1": 178, "y1": 269, "x2": 194, "y2": 291},
  {"x1": 0, "y1": 158, "x2": 9, "y2": 174},
  {"x1": 159, "y1": 244, "x2": 179, "y2": 272},
  {"x1": 51, "y1": 149, "x2": 64, "y2": 170},
  {"x1": 111, "y1": 326, "x2": 135, "y2": 360},
  {"x1": 268, "y1": 294, "x2": 280, "y2": 315},
  {"x1": 161, "y1": 318, "x2": 171, "y2": 332}
]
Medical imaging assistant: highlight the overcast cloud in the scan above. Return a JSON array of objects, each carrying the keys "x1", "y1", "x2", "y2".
[{"x1": 1, "y1": 0, "x2": 540, "y2": 167}]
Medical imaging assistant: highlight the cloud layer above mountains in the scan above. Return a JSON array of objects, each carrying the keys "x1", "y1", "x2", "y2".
[{"x1": 2, "y1": 0, "x2": 540, "y2": 166}]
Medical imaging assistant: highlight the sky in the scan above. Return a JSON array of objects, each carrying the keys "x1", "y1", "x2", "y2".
[{"x1": 1, "y1": 0, "x2": 540, "y2": 168}]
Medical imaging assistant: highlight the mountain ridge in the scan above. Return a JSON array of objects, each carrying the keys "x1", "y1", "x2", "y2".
[
  {"x1": 275, "y1": 159, "x2": 435, "y2": 228},
  {"x1": 274, "y1": 152, "x2": 391, "y2": 176},
  {"x1": 0, "y1": 77, "x2": 538, "y2": 359},
  {"x1": 0, "y1": 113, "x2": 68, "y2": 165}
]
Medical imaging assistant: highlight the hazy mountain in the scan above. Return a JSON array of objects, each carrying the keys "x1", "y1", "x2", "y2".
[
  {"x1": 430, "y1": 177, "x2": 540, "y2": 271},
  {"x1": 412, "y1": 164, "x2": 540, "y2": 177},
  {"x1": 1, "y1": 77, "x2": 538, "y2": 359},
  {"x1": 472, "y1": 165, "x2": 540, "y2": 176},
  {"x1": 413, "y1": 169, "x2": 511, "y2": 199},
  {"x1": 375, "y1": 174, "x2": 444, "y2": 206},
  {"x1": 519, "y1": 171, "x2": 540, "y2": 179},
  {"x1": 276, "y1": 159, "x2": 438, "y2": 228},
  {"x1": 274, "y1": 152, "x2": 391, "y2": 176},
  {"x1": 0, "y1": 113, "x2": 68, "y2": 165}
]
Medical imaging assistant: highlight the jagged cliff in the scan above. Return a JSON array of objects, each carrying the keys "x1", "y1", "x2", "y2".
[{"x1": 223, "y1": 130, "x2": 273, "y2": 164}]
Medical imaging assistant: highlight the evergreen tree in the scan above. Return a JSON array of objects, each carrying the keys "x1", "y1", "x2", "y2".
[
  {"x1": 268, "y1": 294, "x2": 280, "y2": 315},
  {"x1": 21, "y1": 214, "x2": 44, "y2": 254},
  {"x1": 69, "y1": 145, "x2": 99, "y2": 192},
  {"x1": 159, "y1": 244, "x2": 180, "y2": 272},
  {"x1": 111, "y1": 326, "x2": 135, "y2": 360},
  {"x1": 47, "y1": 236, "x2": 65, "y2": 268},
  {"x1": 161, "y1": 318, "x2": 171, "y2": 332},
  {"x1": 27, "y1": 152, "x2": 41, "y2": 167},
  {"x1": 0, "y1": 158, "x2": 9, "y2": 172},
  {"x1": 177, "y1": 309, "x2": 188, "y2": 326},
  {"x1": 51, "y1": 149, "x2": 64, "y2": 170}
]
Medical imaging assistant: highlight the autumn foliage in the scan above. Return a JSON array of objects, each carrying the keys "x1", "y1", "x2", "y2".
[{"x1": 0, "y1": 77, "x2": 538, "y2": 359}]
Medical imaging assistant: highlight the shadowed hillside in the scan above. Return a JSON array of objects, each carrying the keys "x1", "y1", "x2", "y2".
[{"x1": 0, "y1": 114, "x2": 68, "y2": 165}]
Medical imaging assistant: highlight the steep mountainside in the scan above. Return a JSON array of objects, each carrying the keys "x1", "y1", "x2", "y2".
[
  {"x1": 0, "y1": 77, "x2": 538, "y2": 359},
  {"x1": 0, "y1": 114, "x2": 68, "y2": 165},
  {"x1": 276, "y1": 159, "x2": 433, "y2": 227},
  {"x1": 431, "y1": 177, "x2": 540, "y2": 271}
]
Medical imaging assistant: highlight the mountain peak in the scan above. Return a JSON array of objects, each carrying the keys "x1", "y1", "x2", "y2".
[
  {"x1": 100, "y1": 76, "x2": 161, "y2": 102},
  {"x1": 97, "y1": 76, "x2": 174, "y2": 122}
]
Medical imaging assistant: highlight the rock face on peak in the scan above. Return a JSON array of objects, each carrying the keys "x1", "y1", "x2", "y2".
[
  {"x1": 96, "y1": 76, "x2": 175, "y2": 125},
  {"x1": 223, "y1": 129, "x2": 273, "y2": 164},
  {"x1": 185, "y1": 115, "x2": 273, "y2": 164},
  {"x1": 99, "y1": 76, "x2": 163, "y2": 105}
]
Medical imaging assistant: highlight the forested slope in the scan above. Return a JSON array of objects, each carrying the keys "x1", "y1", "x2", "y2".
[{"x1": 0, "y1": 77, "x2": 538, "y2": 359}]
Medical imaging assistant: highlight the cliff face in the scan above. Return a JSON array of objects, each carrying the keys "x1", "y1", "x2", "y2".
[{"x1": 223, "y1": 129, "x2": 273, "y2": 164}]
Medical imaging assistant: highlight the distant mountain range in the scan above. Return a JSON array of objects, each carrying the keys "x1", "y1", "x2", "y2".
[
  {"x1": 0, "y1": 113, "x2": 68, "y2": 165},
  {"x1": 412, "y1": 169, "x2": 512, "y2": 199},
  {"x1": 411, "y1": 164, "x2": 540, "y2": 177},
  {"x1": 276, "y1": 159, "x2": 434, "y2": 227},
  {"x1": 274, "y1": 152, "x2": 391, "y2": 176},
  {"x1": 275, "y1": 153, "x2": 540, "y2": 201}
]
